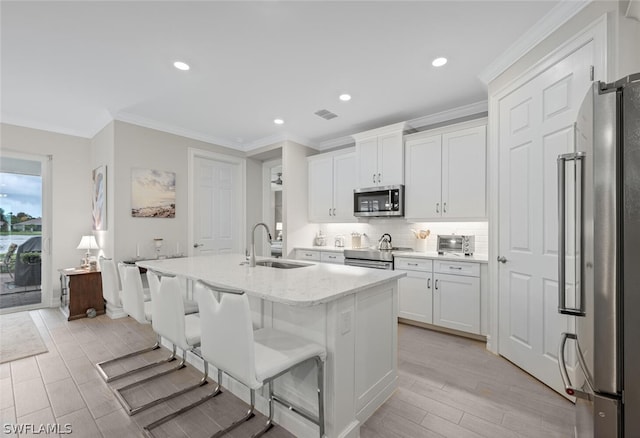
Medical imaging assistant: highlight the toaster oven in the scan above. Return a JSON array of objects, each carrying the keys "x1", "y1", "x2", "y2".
[{"x1": 437, "y1": 235, "x2": 475, "y2": 256}]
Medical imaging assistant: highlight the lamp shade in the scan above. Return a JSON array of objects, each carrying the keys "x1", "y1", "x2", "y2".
[{"x1": 77, "y1": 235, "x2": 99, "y2": 250}]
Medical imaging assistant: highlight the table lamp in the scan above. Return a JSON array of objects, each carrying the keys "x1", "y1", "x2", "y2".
[{"x1": 77, "y1": 235, "x2": 99, "y2": 267}]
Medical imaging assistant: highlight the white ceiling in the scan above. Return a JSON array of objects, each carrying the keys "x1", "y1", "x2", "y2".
[{"x1": 1, "y1": 1, "x2": 565, "y2": 151}]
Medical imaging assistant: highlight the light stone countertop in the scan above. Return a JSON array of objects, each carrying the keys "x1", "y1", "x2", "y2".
[{"x1": 137, "y1": 254, "x2": 405, "y2": 307}]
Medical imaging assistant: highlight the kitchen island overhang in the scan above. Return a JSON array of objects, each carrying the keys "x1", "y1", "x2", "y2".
[{"x1": 137, "y1": 254, "x2": 405, "y2": 438}]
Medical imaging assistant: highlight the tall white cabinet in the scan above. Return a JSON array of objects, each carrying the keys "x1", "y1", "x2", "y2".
[
  {"x1": 308, "y1": 148, "x2": 357, "y2": 223},
  {"x1": 405, "y1": 119, "x2": 487, "y2": 220},
  {"x1": 353, "y1": 122, "x2": 405, "y2": 188}
]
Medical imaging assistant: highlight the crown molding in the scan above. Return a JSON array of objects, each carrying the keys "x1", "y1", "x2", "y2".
[
  {"x1": 405, "y1": 100, "x2": 488, "y2": 131},
  {"x1": 0, "y1": 112, "x2": 106, "y2": 139},
  {"x1": 244, "y1": 132, "x2": 318, "y2": 152},
  {"x1": 626, "y1": 0, "x2": 640, "y2": 20},
  {"x1": 316, "y1": 135, "x2": 355, "y2": 151},
  {"x1": 478, "y1": 0, "x2": 591, "y2": 85},
  {"x1": 115, "y1": 111, "x2": 243, "y2": 150}
]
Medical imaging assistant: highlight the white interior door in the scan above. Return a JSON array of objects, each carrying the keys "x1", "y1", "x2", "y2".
[
  {"x1": 498, "y1": 41, "x2": 594, "y2": 395},
  {"x1": 192, "y1": 153, "x2": 243, "y2": 255}
]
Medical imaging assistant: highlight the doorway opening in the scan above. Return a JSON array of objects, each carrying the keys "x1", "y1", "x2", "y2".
[{"x1": 0, "y1": 156, "x2": 44, "y2": 310}]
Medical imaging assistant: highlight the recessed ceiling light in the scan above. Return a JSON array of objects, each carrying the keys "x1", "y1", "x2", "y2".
[
  {"x1": 274, "y1": 119, "x2": 284, "y2": 125},
  {"x1": 173, "y1": 61, "x2": 190, "y2": 71},
  {"x1": 432, "y1": 57, "x2": 447, "y2": 67},
  {"x1": 339, "y1": 94, "x2": 352, "y2": 102}
]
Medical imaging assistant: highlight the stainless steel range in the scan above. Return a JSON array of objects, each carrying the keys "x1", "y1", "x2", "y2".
[{"x1": 344, "y1": 247, "x2": 412, "y2": 270}]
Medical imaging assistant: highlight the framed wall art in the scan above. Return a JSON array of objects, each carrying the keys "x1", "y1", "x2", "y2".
[
  {"x1": 92, "y1": 165, "x2": 107, "y2": 230},
  {"x1": 131, "y1": 168, "x2": 176, "y2": 218}
]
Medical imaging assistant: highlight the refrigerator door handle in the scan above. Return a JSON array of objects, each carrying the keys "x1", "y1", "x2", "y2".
[
  {"x1": 558, "y1": 332, "x2": 594, "y2": 400},
  {"x1": 557, "y1": 148, "x2": 586, "y2": 316}
]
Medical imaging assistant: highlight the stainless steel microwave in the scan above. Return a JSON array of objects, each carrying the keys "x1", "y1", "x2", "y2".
[
  {"x1": 437, "y1": 235, "x2": 475, "y2": 255},
  {"x1": 354, "y1": 185, "x2": 404, "y2": 217}
]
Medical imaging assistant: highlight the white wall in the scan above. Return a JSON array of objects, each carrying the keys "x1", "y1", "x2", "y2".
[
  {"x1": 282, "y1": 141, "x2": 316, "y2": 257},
  {"x1": 111, "y1": 121, "x2": 244, "y2": 261},
  {"x1": 1, "y1": 123, "x2": 91, "y2": 302}
]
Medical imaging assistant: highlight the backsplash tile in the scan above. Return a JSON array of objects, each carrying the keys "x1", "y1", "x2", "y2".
[{"x1": 309, "y1": 221, "x2": 489, "y2": 255}]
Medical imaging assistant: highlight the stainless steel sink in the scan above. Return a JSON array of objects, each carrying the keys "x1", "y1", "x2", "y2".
[{"x1": 255, "y1": 260, "x2": 311, "y2": 269}]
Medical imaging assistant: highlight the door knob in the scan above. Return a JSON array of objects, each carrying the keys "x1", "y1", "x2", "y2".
[
  {"x1": 193, "y1": 243, "x2": 204, "y2": 248},
  {"x1": 497, "y1": 256, "x2": 507, "y2": 263}
]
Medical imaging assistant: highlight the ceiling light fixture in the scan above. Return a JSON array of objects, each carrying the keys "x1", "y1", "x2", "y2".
[
  {"x1": 274, "y1": 118, "x2": 284, "y2": 125},
  {"x1": 339, "y1": 94, "x2": 352, "y2": 102},
  {"x1": 432, "y1": 57, "x2": 447, "y2": 67},
  {"x1": 173, "y1": 61, "x2": 190, "y2": 71}
]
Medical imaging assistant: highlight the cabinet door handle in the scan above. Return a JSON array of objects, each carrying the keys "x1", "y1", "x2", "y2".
[
  {"x1": 449, "y1": 266, "x2": 463, "y2": 270},
  {"x1": 333, "y1": 208, "x2": 336, "y2": 216},
  {"x1": 443, "y1": 202, "x2": 447, "y2": 213},
  {"x1": 408, "y1": 262, "x2": 418, "y2": 266},
  {"x1": 329, "y1": 208, "x2": 332, "y2": 216},
  {"x1": 435, "y1": 279, "x2": 439, "y2": 290},
  {"x1": 328, "y1": 255, "x2": 336, "y2": 259},
  {"x1": 427, "y1": 278, "x2": 431, "y2": 289},
  {"x1": 377, "y1": 173, "x2": 381, "y2": 183},
  {"x1": 436, "y1": 203, "x2": 440, "y2": 213},
  {"x1": 373, "y1": 173, "x2": 376, "y2": 183}
]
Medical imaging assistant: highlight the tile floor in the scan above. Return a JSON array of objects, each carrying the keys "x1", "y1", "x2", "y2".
[{"x1": 0, "y1": 309, "x2": 576, "y2": 437}]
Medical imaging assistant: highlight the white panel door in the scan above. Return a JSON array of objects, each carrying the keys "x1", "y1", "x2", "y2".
[
  {"x1": 498, "y1": 41, "x2": 594, "y2": 394},
  {"x1": 308, "y1": 155, "x2": 333, "y2": 222},
  {"x1": 405, "y1": 135, "x2": 442, "y2": 219},
  {"x1": 357, "y1": 137, "x2": 378, "y2": 188},
  {"x1": 332, "y1": 152, "x2": 357, "y2": 222},
  {"x1": 442, "y1": 125, "x2": 487, "y2": 218},
  {"x1": 378, "y1": 131, "x2": 404, "y2": 186},
  {"x1": 193, "y1": 156, "x2": 240, "y2": 255}
]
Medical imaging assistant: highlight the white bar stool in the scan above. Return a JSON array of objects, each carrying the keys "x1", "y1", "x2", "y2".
[
  {"x1": 146, "y1": 269, "x2": 199, "y2": 315},
  {"x1": 99, "y1": 257, "x2": 126, "y2": 319},
  {"x1": 96, "y1": 264, "x2": 173, "y2": 383},
  {"x1": 113, "y1": 273, "x2": 207, "y2": 416},
  {"x1": 184, "y1": 280, "x2": 326, "y2": 438}
]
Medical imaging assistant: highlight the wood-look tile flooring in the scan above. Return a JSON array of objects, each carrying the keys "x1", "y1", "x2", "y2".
[
  {"x1": 0, "y1": 309, "x2": 576, "y2": 437},
  {"x1": 362, "y1": 323, "x2": 576, "y2": 438}
]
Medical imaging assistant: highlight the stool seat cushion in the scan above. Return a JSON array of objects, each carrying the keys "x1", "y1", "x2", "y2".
[
  {"x1": 184, "y1": 299, "x2": 199, "y2": 315},
  {"x1": 185, "y1": 314, "x2": 201, "y2": 347},
  {"x1": 253, "y1": 328, "x2": 326, "y2": 384}
]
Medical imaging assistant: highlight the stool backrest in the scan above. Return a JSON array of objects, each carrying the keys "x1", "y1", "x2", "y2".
[
  {"x1": 151, "y1": 275, "x2": 188, "y2": 350},
  {"x1": 196, "y1": 282, "x2": 258, "y2": 389},
  {"x1": 119, "y1": 263, "x2": 147, "y2": 324},
  {"x1": 99, "y1": 257, "x2": 121, "y2": 307}
]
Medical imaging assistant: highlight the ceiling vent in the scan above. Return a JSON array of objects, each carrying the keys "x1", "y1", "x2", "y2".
[{"x1": 314, "y1": 109, "x2": 338, "y2": 120}]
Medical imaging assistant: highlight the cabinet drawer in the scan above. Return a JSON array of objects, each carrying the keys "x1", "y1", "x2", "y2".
[
  {"x1": 321, "y1": 252, "x2": 345, "y2": 264},
  {"x1": 394, "y1": 258, "x2": 432, "y2": 272},
  {"x1": 296, "y1": 250, "x2": 321, "y2": 261},
  {"x1": 433, "y1": 260, "x2": 479, "y2": 277}
]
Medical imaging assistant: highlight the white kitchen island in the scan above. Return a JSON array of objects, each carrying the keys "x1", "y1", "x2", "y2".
[{"x1": 137, "y1": 254, "x2": 405, "y2": 438}]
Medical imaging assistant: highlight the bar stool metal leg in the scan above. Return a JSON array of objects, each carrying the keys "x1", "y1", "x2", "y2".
[
  {"x1": 114, "y1": 347, "x2": 208, "y2": 416},
  {"x1": 210, "y1": 388, "x2": 256, "y2": 438},
  {"x1": 96, "y1": 334, "x2": 170, "y2": 383},
  {"x1": 143, "y1": 368, "x2": 224, "y2": 436}
]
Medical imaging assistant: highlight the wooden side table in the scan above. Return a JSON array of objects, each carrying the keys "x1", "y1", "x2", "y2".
[{"x1": 59, "y1": 268, "x2": 105, "y2": 320}]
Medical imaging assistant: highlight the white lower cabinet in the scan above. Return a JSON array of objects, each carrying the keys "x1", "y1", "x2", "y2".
[
  {"x1": 433, "y1": 272, "x2": 480, "y2": 334},
  {"x1": 396, "y1": 257, "x2": 481, "y2": 335}
]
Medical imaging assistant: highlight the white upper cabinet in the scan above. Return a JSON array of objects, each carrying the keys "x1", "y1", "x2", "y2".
[
  {"x1": 308, "y1": 148, "x2": 357, "y2": 223},
  {"x1": 353, "y1": 122, "x2": 405, "y2": 188},
  {"x1": 404, "y1": 120, "x2": 487, "y2": 220},
  {"x1": 442, "y1": 126, "x2": 487, "y2": 218},
  {"x1": 405, "y1": 134, "x2": 442, "y2": 219}
]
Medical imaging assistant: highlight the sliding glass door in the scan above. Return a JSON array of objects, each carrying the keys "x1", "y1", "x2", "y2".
[{"x1": 0, "y1": 153, "x2": 49, "y2": 311}]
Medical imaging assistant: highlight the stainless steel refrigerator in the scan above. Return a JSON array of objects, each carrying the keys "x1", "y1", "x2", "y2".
[{"x1": 557, "y1": 73, "x2": 640, "y2": 437}]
